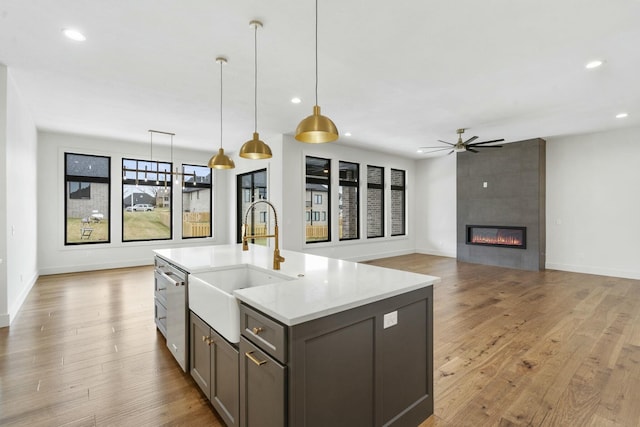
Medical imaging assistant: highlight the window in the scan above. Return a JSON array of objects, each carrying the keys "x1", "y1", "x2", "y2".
[
  {"x1": 339, "y1": 161, "x2": 359, "y2": 240},
  {"x1": 367, "y1": 165, "x2": 384, "y2": 238},
  {"x1": 391, "y1": 168, "x2": 406, "y2": 236},
  {"x1": 122, "y1": 158, "x2": 172, "y2": 242},
  {"x1": 182, "y1": 164, "x2": 212, "y2": 239},
  {"x1": 65, "y1": 153, "x2": 110, "y2": 245},
  {"x1": 305, "y1": 156, "x2": 330, "y2": 243},
  {"x1": 237, "y1": 169, "x2": 268, "y2": 245}
]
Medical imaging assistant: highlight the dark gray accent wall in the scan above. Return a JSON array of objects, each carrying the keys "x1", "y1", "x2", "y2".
[{"x1": 457, "y1": 138, "x2": 546, "y2": 271}]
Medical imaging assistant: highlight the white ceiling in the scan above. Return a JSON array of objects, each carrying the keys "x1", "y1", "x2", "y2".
[{"x1": 1, "y1": 0, "x2": 639, "y2": 158}]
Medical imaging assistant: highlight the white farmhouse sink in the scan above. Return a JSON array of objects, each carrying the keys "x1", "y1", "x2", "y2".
[{"x1": 189, "y1": 265, "x2": 295, "y2": 343}]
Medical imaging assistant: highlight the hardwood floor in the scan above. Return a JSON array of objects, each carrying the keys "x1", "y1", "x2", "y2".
[
  {"x1": 0, "y1": 266, "x2": 223, "y2": 427},
  {"x1": 1, "y1": 255, "x2": 639, "y2": 426},
  {"x1": 365, "y1": 255, "x2": 640, "y2": 427}
]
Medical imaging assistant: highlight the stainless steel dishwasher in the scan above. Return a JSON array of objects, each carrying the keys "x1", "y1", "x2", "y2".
[{"x1": 155, "y1": 256, "x2": 188, "y2": 372}]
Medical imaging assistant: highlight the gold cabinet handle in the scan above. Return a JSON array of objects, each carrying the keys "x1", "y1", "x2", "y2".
[
  {"x1": 245, "y1": 351, "x2": 267, "y2": 366},
  {"x1": 252, "y1": 327, "x2": 264, "y2": 335}
]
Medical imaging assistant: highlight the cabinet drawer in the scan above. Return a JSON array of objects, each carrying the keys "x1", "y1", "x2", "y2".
[
  {"x1": 155, "y1": 298, "x2": 167, "y2": 337},
  {"x1": 154, "y1": 271, "x2": 167, "y2": 305},
  {"x1": 240, "y1": 304, "x2": 287, "y2": 363}
]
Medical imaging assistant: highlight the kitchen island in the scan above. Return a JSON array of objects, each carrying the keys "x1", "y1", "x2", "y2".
[{"x1": 154, "y1": 244, "x2": 439, "y2": 427}]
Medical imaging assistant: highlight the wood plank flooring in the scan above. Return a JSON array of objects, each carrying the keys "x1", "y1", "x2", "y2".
[
  {"x1": 1, "y1": 255, "x2": 639, "y2": 426},
  {"x1": 364, "y1": 255, "x2": 640, "y2": 427},
  {"x1": 0, "y1": 266, "x2": 223, "y2": 427}
]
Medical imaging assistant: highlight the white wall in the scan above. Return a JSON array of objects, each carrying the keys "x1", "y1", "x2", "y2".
[
  {"x1": 0, "y1": 65, "x2": 8, "y2": 326},
  {"x1": 415, "y1": 155, "x2": 457, "y2": 258},
  {"x1": 37, "y1": 131, "x2": 229, "y2": 275},
  {"x1": 281, "y1": 135, "x2": 416, "y2": 261},
  {"x1": 546, "y1": 127, "x2": 640, "y2": 280},
  {"x1": 0, "y1": 67, "x2": 39, "y2": 326}
]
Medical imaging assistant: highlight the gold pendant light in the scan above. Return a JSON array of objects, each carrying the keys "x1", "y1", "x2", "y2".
[
  {"x1": 295, "y1": 0, "x2": 338, "y2": 143},
  {"x1": 209, "y1": 57, "x2": 235, "y2": 169},
  {"x1": 239, "y1": 20, "x2": 272, "y2": 159}
]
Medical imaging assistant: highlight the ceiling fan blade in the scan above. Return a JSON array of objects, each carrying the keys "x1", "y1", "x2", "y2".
[
  {"x1": 419, "y1": 147, "x2": 454, "y2": 154},
  {"x1": 463, "y1": 136, "x2": 479, "y2": 144},
  {"x1": 467, "y1": 148, "x2": 479, "y2": 153},
  {"x1": 419, "y1": 145, "x2": 454, "y2": 149},
  {"x1": 437, "y1": 139, "x2": 455, "y2": 146},
  {"x1": 468, "y1": 138, "x2": 505, "y2": 146},
  {"x1": 474, "y1": 145, "x2": 503, "y2": 149},
  {"x1": 447, "y1": 150, "x2": 454, "y2": 155}
]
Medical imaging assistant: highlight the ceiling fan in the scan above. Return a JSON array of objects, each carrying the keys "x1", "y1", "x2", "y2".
[{"x1": 419, "y1": 128, "x2": 504, "y2": 155}]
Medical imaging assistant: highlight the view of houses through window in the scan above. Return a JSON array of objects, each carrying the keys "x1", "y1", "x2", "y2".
[
  {"x1": 65, "y1": 153, "x2": 111, "y2": 244},
  {"x1": 182, "y1": 164, "x2": 212, "y2": 239},
  {"x1": 305, "y1": 156, "x2": 331, "y2": 243},
  {"x1": 339, "y1": 161, "x2": 359, "y2": 240},
  {"x1": 122, "y1": 158, "x2": 172, "y2": 242},
  {"x1": 367, "y1": 165, "x2": 384, "y2": 238},
  {"x1": 391, "y1": 168, "x2": 406, "y2": 236},
  {"x1": 236, "y1": 169, "x2": 268, "y2": 245}
]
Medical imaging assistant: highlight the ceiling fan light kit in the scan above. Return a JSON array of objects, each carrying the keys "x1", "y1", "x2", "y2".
[{"x1": 419, "y1": 128, "x2": 504, "y2": 155}]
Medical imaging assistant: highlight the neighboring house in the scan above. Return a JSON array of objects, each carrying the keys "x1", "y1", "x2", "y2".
[
  {"x1": 182, "y1": 187, "x2": 210, "y2": 213},
  {"x1": 123, "y1": 192, "x2": 155, "y2": 208},
  {"x1": 156, "y1": 188, "x2": 171, "y2": 208}
]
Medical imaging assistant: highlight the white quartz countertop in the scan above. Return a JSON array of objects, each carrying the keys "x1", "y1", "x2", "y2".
[{"x1": 154, "y1": 244, "x2": 439, "y2": 326}]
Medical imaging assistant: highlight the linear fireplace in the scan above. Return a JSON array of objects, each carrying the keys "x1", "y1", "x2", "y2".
[{"x1": 466, "y1": 225, "x2": 526, "y2": 249}]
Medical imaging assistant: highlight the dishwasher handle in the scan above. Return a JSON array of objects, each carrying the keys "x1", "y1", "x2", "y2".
[{"x1": 157, "y1": 270, "x2": 185, "y2": 287}]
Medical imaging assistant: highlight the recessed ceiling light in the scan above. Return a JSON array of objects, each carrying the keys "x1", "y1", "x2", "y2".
[
  {"x1": 616, "y1": 112, "x2": 628, "y2": 119},
  {"x1": 344, "y1": 132, "x2": 352, "y2": 137},
  {"x1": 416, "y1": 149, "x2": 424, "y2": 153},
  {"x1": 62, "y1": 28, "x2": 86, "y2": 42},
  {"x1": 291, "y1": 97, "x2": 301, "y2": 104},
  {"x1": 585, "y1": 60, "x2": 603, "y2": 69}
]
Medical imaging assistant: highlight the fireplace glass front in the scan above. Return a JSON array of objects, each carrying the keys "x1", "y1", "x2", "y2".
[{"x1": 466, "y1": 225, "x2": 526, "y2": 249}]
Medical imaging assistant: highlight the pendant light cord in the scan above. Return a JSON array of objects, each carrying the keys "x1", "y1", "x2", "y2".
[
  {"x1": 316, "y1": 0, "x2": 318, "y2": 105},
  {"x1": 220, "y1": 59, "x2": 223, "y2": 148},
  {"x1": 254, "y1": 23, "x2": 258, "y2": 133},
  {"x1": 315, "y1": 0, "x2": 319, "y2": 106}
]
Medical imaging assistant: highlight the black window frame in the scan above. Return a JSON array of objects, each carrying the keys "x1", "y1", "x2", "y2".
[
  {"x1": 122, "y1": 157, "x2": 173, "y2": 242},
  {"x1": 305, "y1": 156, "x2": 331, "y2": 244},
  {"x1": 390, "y1": 168, "x2": 406, "y2": 237},
  {"x1": 181, "y1": 163, "x2": 213, "y2": 239},
  {"x1": 367, "y1": 165, "x2": 385, "y2": 238},
  {"x1": 64, "y1": 152, "x2": 111, "y2": 246},
  {"x1": 338, "y1": 160, "x2": 360, "y2": 241},
  {"x1": 236, "y1": 168, "x2": 268, "y2": 244}
]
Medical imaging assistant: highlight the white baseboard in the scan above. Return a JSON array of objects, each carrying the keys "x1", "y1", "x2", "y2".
[
  {"x1": 546, "y1": 262, "x2": 640, "y2": 281},
  {"x1": 345, "y1": 249, "x2": 415, "y2": 263},
  {"x1": 39, "y1": 258, "x2": 153, "y2": 276},
  {"x1": 0, "y1": 313, "x2": 9, "y2": 328},
  {"x1": 416, "y1": 248, "x2": 457, "y2": 258},
  {"x1": 8, "y1": 271, "x2": 39, "y2": 325}
]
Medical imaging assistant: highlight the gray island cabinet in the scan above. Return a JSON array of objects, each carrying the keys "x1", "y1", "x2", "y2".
[{"x1": 154, "y1": 244, "x2": 438, "y2": 427}]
